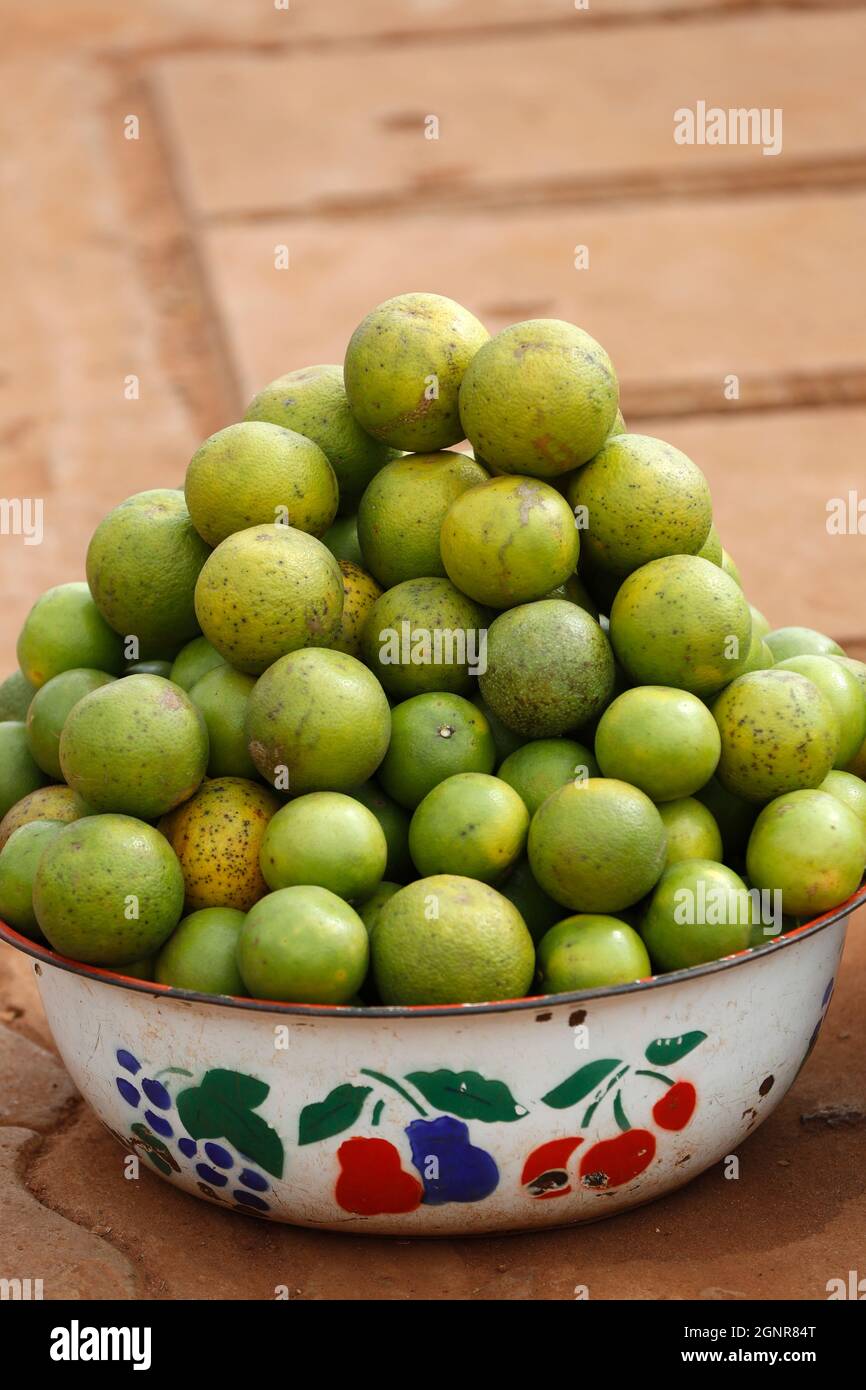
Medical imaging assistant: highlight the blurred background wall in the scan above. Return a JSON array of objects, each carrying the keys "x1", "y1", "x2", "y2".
[{"x1": 1, "y1": 0, "x2": 864, "y2": 662}]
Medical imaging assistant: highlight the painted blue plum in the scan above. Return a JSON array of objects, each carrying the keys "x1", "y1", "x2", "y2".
[{"x1": 405, "y1": 1116, "x2": 499, "y2": 1205}]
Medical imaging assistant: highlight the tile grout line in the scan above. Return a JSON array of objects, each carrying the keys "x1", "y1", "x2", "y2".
[
  {"x1": 100, "y1": 54, "x2": 246, "y2": 434},
  {"x1": 195, "y1": 154, "x2": 866, "y2": 228},
  {"x1": 88, "y1": 0, "x2": 866, "y2": 64}
]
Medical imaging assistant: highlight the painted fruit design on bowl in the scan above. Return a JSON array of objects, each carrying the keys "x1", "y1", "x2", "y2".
[
  {"x1": 102, "y1": 983, "x2": 833, "y2": 1222},
  {"x1": 111, "y1": 1049, "x2": 283, "y2": 1215},
  {"x1": 297, "y1": 1036, "x2": 708, "y2": 1215},
  {"x1": 521, "y1": 1030, "x2": 703, "y2": 1200},
  {"x1": 298, "y1": 1067, "x2": 528, "y2": 1213}
]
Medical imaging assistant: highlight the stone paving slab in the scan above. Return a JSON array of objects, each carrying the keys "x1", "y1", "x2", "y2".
[
  {"x1": 19, "y1": 910, "x2": 866, "y2": 1300},
  {"x1": 0, "y1": 1025, "x2": 78, "y2": 1132},
  {"x1": 152, "y1": 11, "x2": 866, "y2": 219},
  {"x1": 199, "y1": 192, "x2": 866, "y2": 418},
  {"x1": 0, "y1": 55, "x2": 235, "y2": 660},
  {"x1": 0, "y1": 1126, "x2": 139, "y2": 1300}
]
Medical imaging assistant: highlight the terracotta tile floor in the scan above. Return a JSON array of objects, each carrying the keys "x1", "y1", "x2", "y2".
[{"x1": 1, "y1": 0, "x2": 864, "y2": 1299}]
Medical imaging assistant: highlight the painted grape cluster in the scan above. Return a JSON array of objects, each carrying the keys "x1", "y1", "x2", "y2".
[{"x1": 112, "y1": 1049, "x2": 282, "y2": 1215}]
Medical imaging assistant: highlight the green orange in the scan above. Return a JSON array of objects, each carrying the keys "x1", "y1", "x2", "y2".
[
  {"x1": 440, "y1": 475, "x2": 580, "y2": 607},
  {"x1": 237, "y1": 886, "x2": 368, "y2": 1004},
  {"x1": 537, "y1": 915, "x2": 651, "y2": 991},
  {"x1": 17, "y1": 582, "x2": 125, "y2": 688},
  {"x1": 696, "y1": 524, "x2": 723, "y2": 566},
  {"x1": 409, "y1": 772, "x2": 529, "y2": 882},
  {"x1": 345, "y1": 293, "x2": 489, "y2": 452},
  {"x1": 377, "y1": 692, "x2": 496, "y2": 809},
  {"x1": 185, "y1": 420, "x2": 338, "y2": 546},
  {"x1": 244, "y1": 364, "x2": 399, "y2": 512},
  {"x1": 750, "y1": 605, "x2": 771, "y2": 641},
  {"x1": 609, "y1": 555, "x2": 752, "y2": 696},
  {"x1": 168, "y1": 637, "x2": 225, "y2": 692},
  {"x1": 594, "y1": 686, "x2": 721, "y2": 801},
  {"x1": 528, "y1": 778, "x2": 667, "y2": 912},
  {"x1": 194, "y1": 523, "x2": 344, "y2": 674},
  {"x1": 155, "y1": 907, "x2": 247, "y2": 995},
  {"x1": 358, "y1": 882, "x2": 402, "y2": 938},
  {"x1": 358, "y1": 450, "x2": 488, "y2": 588},
  {"x1": 372, "y1": 874, "x2": 535, "y2": 1005},
  {"x1": 641, "y1": 860, "x2": 753, "y2": 972},
  {"x1": 711, "y1": 669, "x2": 839, "y2": 802},
  {"x1": 0, "y1": 819, "x2": 67, "y2": 938},
  {"x1": 188, "y1": 665, "x2": 257, "y2": 778},
  {"x1": 764, "y1": 626, "x2": 844, "y2": 662},
  {"x1": 0, "y1": 723, "x2": 50, "y2": 820},
  {"x1": 260, "y1": 792, "x2": 387, "y2": 900},
  {"x1": 0, "y1": 785, "x2": 92, "y2": 852},
  {"x1": 497, "y1": 738, "x2": 599, "y2": 816},
  {"x1": 86, "y1": 490, "x2": 210, "y2": 656},
  {"x1": 746, "y1": 790, "x2": 865, "y2": 917},
  {"x1": 458, "y1": 319, "x2": 618, "y2": 477},
  {"x1": 658, "y1": 798, "x2": 723, "y2": 868},
  {"x1": 567, "y1": 433, "x2": 712, "y2": 577},
  {"x1": 774, "y1": 655, "x2": 866, "y2": 767},
  {"x1": 0, "y1": 671, "x2": 36, "y2": 722},
  {"x1": 246, "y1": 647, "x2": 391, "y2": 793},
  {"x1": 479, "y1": 599, "x2": 614, "y2": 737},
  {"x1": 60, "y1": 675, "x2": 208, "y2": 820},
  {"x1": 360, "y1": 578, "x2": 488, "y2": 699},
  {"x1": 25, "y1": 668, "x2": 117, "y2": 780},
  {"x1": 33, "y1": 814, "x2": 185, "y2": 966},
  {"x1": 818, "y1": 770, "x2": 866, "y2": 833}
]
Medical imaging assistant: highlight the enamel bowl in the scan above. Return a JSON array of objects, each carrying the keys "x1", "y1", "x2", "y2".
[{"x1": 1, "y1": 887, "x2": 863, "y2": 1235}]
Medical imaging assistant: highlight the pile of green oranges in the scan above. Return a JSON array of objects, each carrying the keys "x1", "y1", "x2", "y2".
[{"x1": 1, "y1": 292, "x2": 865, "y2": 1006}]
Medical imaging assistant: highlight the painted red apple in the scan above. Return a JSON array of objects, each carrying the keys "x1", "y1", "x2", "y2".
[
  {"x1": 579, "y1": 1129, "x2": 656, "y2": 1189},
  {"x1": 335, "y1": 1137, "x2": 423, "y2": 1215}
]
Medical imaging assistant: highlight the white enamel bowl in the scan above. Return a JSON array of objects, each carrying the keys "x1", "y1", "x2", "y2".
[{"x1": 1, "y1": 886, "x2": 862, "y2": 1235}]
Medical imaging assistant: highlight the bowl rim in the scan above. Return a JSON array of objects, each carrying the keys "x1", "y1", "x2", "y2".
[{"x1": 1, "y1": 879, "x2": 863, "y2": 1020}]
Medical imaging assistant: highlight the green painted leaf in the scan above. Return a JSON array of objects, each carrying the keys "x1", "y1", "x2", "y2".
[
  {"x1": 176, "y1": 1068, "x2": 284, "y2": 1179},
  {"x1": 201, "y1": 1068, "x2": 269, "y2": 1109},
  {"x1": 644, "y1": 1032, "x2": 707, "y2": 1066},
  {"x1": 176, "y1": 1083, "x2": 219, "y2": 1140},
  {"x1": 541, "y1": 1058, "x2": 622, "y2": 1110},
  {"x1": 406, "y1": 1069, "x2": 527, "y2": 1123},
  {"x1": 298, "y1": 1084, "x2": 372, "y2": 1146},
  {"x1": 223, "y1": 1108, "x2": 284, "y2": 1180}
]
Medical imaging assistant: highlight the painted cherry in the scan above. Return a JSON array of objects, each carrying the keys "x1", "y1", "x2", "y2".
[
  {"x1": 579, "y1": 1129, "x2": 656, "y2": 1189},
  {"x1": 521, "y1": 1137, "x2": 584, "y2": 1199},
  {"x1": 652, "y1": 1081, "x2": 697, "y2": 1132},
  {"x1": 335, "y1": 1137, "x2": 423, "y2": 1215}
]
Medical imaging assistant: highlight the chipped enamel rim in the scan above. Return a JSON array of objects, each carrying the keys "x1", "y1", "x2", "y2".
[{"x1": 1, "y1": 878, "x2": 863, "y2": 1020}]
